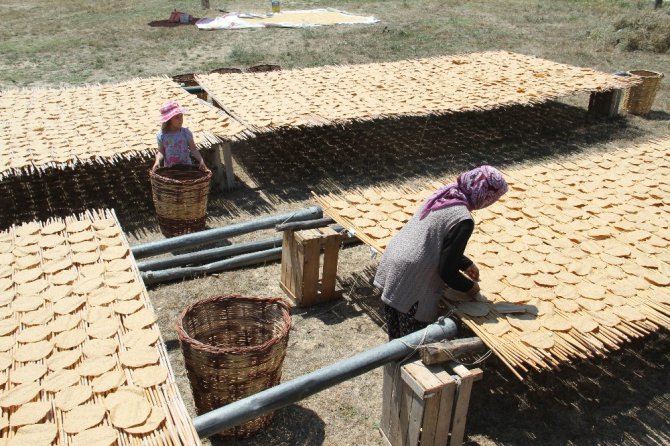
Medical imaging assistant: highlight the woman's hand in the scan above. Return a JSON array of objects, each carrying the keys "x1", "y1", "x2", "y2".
[
  {"x1": 464, "y1": 264, "x2": 480, "y2": 281},
  {"x1": 466, "y1": 281, "x2": 480, "y2": 297}
]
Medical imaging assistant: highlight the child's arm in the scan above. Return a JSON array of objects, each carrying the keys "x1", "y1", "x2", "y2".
[
  {"x1": 152, "y1": 143, "x2": 165, "y2": 172},
  {"x1": 187, "y1": 136, "x2": 211, "y2": 173}
]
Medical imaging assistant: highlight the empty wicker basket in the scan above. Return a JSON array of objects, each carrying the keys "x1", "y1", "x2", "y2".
[
  {"x1": 176, "y1": 295, "x2": 292, "y2": 438},
  {"x1": 623, "y1": 70, "x2": 664, "y2": 115},
  {"x1": 150, "y1": 165, "x2": 212, "y2": 237}
]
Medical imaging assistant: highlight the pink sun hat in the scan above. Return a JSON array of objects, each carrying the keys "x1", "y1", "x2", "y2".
[{"x1": 159, "y1": 100, "x2": 188, "y2": 123}]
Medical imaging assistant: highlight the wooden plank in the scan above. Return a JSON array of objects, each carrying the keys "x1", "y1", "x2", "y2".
[
  {"x1": 279, "y1": 230, "x2": 292, "y2": 288},
  {"x1": 279, "y1": 281, "x2": 299, "y2": 306},
  {"x1": 432, "y1": 366, "x2": 457, "y2": 445},
  {"x1": 379, "y1": 427, "x2": 393, "y2": 446},
  {"x1": 300, "y1": 236, "x2": 321, "y2": 306},
  {"x1": 387, "y1": 363, "x2": 405, "y2": 446},
  {"x1": 380, "y1": 363, "x2": 396, "y2": 440},
  {"x1": 406, "y1": 390, "x2": 424, "y2": 446},
  {"x1": 401, "y1": 360, "x2": 446, "y2": 397},
  {"x1": 319, "y1": 232, "x2": 342, "y2": 302},
  {"x1": 208, "y1": 143, "x2": 225, "y2": 191},
  {"x1": 291, "y1": 233, "x2": 303, "y2": 303},
  {"x1": 285, "y1": 231, "x2": 299, "y2": 298},
  {"x1": 419, "y1": 378, "x2": 442, "y2": 446},
  {"x1": 222, "y1": 141, "x2": 235, "y2": 189},
  {"x1": 398, "y1": 372, "x2": 415, "y2": 446},
  {"x1": 448, "y1": 368, "x2": 475, "y2": 446}
]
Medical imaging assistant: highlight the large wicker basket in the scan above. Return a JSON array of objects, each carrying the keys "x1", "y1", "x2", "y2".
[
  {"x1": 623, "y1": 70, "x2": 664, "y2": 115},
  {"x1": 176, "y1": 295, "x2": 292, "y2": 438},
  {"x1": 150, "y1": 165, "x2": 212, "y2": 237}
]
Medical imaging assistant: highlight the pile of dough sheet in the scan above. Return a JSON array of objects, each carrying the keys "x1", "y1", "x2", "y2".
[
  {"x1": 197, "y1": 51, "x2": 635, "y2": 133},
  {"x1": 0, "y1": 77, "x2": 248, "y2": 179},
  {"x1": 0, "y1": 210, "x2": 201, "y2": 445},
  {"x1": 314, "y1": 136, "x2": 670, "y2": 379}
]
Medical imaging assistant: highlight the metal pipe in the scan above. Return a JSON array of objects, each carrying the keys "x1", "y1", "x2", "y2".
[
  {"x1": 142, "y1": 248, "x2": 282, "y2": 285},
  {"x1": 141, "y1": 230, "x2": 357, "y2": 285},
  {"x1": 136, "y1": 237, "x2": 282, "y2": 271},
  {"x1": 137, "y1": 223, "x2": 345, "y2": 272},
  {"x1": 132, "y1": 206, "x2": 322, "y2": 259},
  {"x1": 275, "y1": 217, "x2": 334, "y2": 232},
  {"x1": 183, "y1": 86, "x2": 204, "y2": 93},
  {"x1": 193, "y1": 319, "x2": 458, "y2": 438}
]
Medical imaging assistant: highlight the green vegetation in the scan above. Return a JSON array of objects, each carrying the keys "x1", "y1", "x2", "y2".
[{"x1": 1, "y1": 0, "x2": 668, "y2": 96}]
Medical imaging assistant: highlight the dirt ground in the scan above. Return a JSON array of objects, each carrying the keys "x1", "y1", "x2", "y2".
[{"x1": 113, "y1": 101, "x2": 668, "y2": 446}]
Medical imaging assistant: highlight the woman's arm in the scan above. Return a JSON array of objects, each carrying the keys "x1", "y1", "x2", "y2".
[{"x1": 438, "y1": 220, "x2": 476, "y2": 292}]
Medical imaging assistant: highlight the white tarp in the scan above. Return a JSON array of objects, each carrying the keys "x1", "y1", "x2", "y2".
[{"x1": 196, "y1": 8, "x2": 379, "y2": 30}]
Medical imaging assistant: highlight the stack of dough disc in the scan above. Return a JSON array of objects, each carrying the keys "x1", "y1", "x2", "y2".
[
  {"x1": 0, "y1": 210, "x2": 202, "y2": 445},
  {"x1": 196, "y1": 51, "x2": 634, "y2": 133},
  {"x1": 315, "y1": 136, "x2": 670, "y2": 379},
  {"x1": 0, "y1": 77, "x2": 249, "y2": 179}
]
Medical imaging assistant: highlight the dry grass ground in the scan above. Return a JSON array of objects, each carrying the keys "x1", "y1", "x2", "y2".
[{"x1": 2, "y1": 1, "x2": 670, "y2": 445}]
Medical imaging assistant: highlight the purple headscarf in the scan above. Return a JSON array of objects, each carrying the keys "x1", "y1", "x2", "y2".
[{"x1": 419, "y1": 165, "x2": 508, "y2": 219}]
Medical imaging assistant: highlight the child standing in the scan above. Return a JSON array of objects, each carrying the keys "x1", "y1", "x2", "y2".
[{"x1": 152, "y1": 100, "x2": 211, "y2": 173}]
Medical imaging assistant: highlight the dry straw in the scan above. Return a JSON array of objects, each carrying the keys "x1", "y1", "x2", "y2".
[
  {"x1": 314, "y1": 136, "x2": 670, "y2": 379},
  {"x1": 0, "y1": 209, "x2": 201, "y2": 444},
  {"x1": 0, "y1": 77, "x2": 252, "y2": 180},
  {"x1": 197, "y1": 51, "x2": 637, "y2": 134}
]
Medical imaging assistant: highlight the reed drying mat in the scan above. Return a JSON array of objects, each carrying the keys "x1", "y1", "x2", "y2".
[
  {"x1": 196, "y1": 51, "x2": 636, "y2": 134},
  {"x1": 314, "y1": 137, "x2": 670, "y2": 379},
  {"x1": 0, "y1": 209, "x2": 201, "y2": 445},
  {"x1": 0, "y1": 77, "x2": 250, "y2": 180}
]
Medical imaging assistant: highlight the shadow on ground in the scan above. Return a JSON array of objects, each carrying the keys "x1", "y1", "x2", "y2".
[
  {"x1": 0, "y1": 155, "x2": 274, "y2": 239},
  {"x1": 0, "y1": 101, "x2": 645, "y2": 237},
  {"x1": 338, "y1": 265, "x2": 670, "y2": 446},
  {"x1": 466, "y1": 330, "x2": 669, "y2": 446},
  {"x1": 209, "y1": 404, "x2": 326, "y2": 446},
  {"x1": 233, "y1": 101, "x2": 645, "y2": 204}
]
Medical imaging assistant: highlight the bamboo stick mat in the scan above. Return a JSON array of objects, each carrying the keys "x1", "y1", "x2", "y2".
[
  {"x1": 0, "y1": 77, "x2": 251, "y2": 180},
  {"x1": 314, "y1": 137, "x2": 670, "y2": 379},
  {"x1": 0, "y1": 209, "x2": 201, "y2": 445},
  {"x1": 196, "y1": 51, "x2": 636, "y2": 134}
]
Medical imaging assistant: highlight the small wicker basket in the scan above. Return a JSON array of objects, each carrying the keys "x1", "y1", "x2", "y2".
[
  {"x1": 176, "y1": 295, "x2": 292, "y2": 438},
  {"x1": 150, "y1": 165, "x2": 212, "y2": 237},
  {"x1": 623, "y1": 70, "x2": 664, "y2": 116}
]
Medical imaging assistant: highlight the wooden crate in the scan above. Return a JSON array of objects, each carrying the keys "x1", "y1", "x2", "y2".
[
  {"x1": 380, "y1": 359, "x2": 483, "y2": 446},
  {"x1": 279, "y1": 227, "x2": 344, "y2": 307}
]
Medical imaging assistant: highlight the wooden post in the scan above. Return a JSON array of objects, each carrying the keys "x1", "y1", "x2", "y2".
[
  {"x1": 209, "y1": 141, "x2": 236, "y2": 190},
  {"x1": 222, "y1": 142, "x2": 235, "y2": 189},
  {"x1": 655, "y1": 0, "x2": 663, "y2": 10},
  {"x1": 420, "y1": 337, "x2": 487, "y2": 365},
  {"x1": 201, "y1": 0, "x2": 210, "y2": 10}
]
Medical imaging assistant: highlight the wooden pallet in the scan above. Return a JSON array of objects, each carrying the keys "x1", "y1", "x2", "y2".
[
  {"x1": 279, "y1": 227, "x2": 344, "y2": 307},
  {"x1": 380, "y1": 360, "x2": 483, "y2": 446}
]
